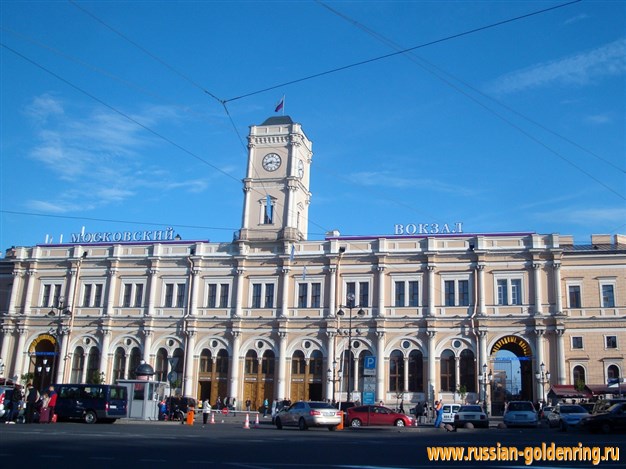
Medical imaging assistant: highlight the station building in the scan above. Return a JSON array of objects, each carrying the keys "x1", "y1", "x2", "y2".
[{"x1": 1, "y1": 116, "x2": 624, "y2": 413}]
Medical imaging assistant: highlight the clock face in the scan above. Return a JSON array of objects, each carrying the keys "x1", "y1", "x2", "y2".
[
  {"x1": 297, "y1": 160, "x2": 304, "y2": 178},
  {"x1": 262, "y1": 153, "x2": 281, "y2": 172}
]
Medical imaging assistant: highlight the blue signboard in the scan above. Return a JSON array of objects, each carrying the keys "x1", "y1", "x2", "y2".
[
  {"x1": 364, "y1": 356, "x2": 376, "y2": 369},
  {"x1": 363, "y1": 391, "x2": 375, "y2": 405}
]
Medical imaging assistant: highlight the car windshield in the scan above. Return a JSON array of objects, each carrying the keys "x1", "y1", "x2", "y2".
[
  {"x1": 508, "y1": 402, "x2": 534, "y2": 412},
  {"x1": 607, "y1": 403, "x2": 624, "y2": 413},
  {"x1": 559, "y1": 405, "x2": 586, "y2": 413},
  {"x1": 459, "y1": 406, "x2": 482, "y2": 412}
]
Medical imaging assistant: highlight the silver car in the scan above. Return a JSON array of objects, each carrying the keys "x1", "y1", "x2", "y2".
[
  {"x1": 503, "y1": 401, "x2": 539, "y2": 428},
  {"x1": 274, "y1": 401, "x2": 342, "y2": 431},
  {"x1": 548, "y1": 404, "x2": 589, "y2": 431}
]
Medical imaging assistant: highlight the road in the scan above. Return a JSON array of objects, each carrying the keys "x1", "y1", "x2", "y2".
[{"x1": 1, "y1": 418, "x2": 624, "y2": 468}]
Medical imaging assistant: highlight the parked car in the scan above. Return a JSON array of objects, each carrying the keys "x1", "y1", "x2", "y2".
[
  {"x1": 166, "y1": 396, "x2": 197, "y2": 419},
  {"x1": 503, "y1": 401, "x2": 538, "y2": 428},
  {"x1": 591, "y1": 399, "x2": 626, "y2": 415},
  {"x1": 539, "y1": 405, "x2": 554, "y2": 421},
  {"x1": 0, "y1": 386, "x2": 18, "y2": 421},
  {"x1": 347, "y1": 405, "x2": 414, "y2": 427},
  {"x1": 579, "y1": 402, "x2": 595, "y2": 414},
  {"x1": 54, "y1": 384, "x2": 128, "y2": 423},
  {"x1": 274, "y1": 401, "x2": 341, "y2": 431},
  {"x1": 271, "y1": 399, "x2": 292, "y2": 423},
  {"x1": 441, "y1": 404, "x2": 461, "y2": 424},
  {"x1": 453, "y1": 405, "x2": 489, "y2": 428},
  {"x1": 547, "y1": 404, "x2": 589, "y2": 431},
  {"x1": 580, "y1": 402, "x2": 626, "y2": 434}
]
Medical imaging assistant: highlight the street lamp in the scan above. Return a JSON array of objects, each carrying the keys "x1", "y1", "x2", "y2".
[
  {"x1": 36, "y1": 359, "x2": 51, "y2": 392},
  {"x1": 479, "y1": 363, "x2": 493, "y2": 415},
  {"x1": 47, "y1": 297, "x2": 72, "y2": 383},
  {"x1": 337, "y1": 293, "x2": 364, "y2": 403},
  {"x1": 535, "y1": 362, "x2": 550, "y2": 406}
]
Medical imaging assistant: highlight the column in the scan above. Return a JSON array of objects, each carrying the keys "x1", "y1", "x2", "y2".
[
  {"x1": 229, "y1": 330, "x2": 241, "y2": 400},
  {"x1": 376, "y1": 331, "x2": 385, "y2": 403},
  {"x1": 403, "y1": 356, "x2": 410, "y2": 394},
  {"x1": 146, "y1": 266, "x2": 159, "y2": 316},
  {"x1": 553, "y1": 262, "x2": 563, "y2": 315},
  {"x1": 533, "y1": 263, "x2": 543, "y2": 315},
  {"x1": 142, "y1": 328, "x2": 153, "y2": 363},
  {"x1": 66, "y1": 265, "x2": 79, "y2": 309},
  {"x1": 234, "y1": 269, "x2": 244, "y2": 318},
  {"x1": 241, "y1": 186, "x2": 251, "y2": 230},
  {"x1": 454, "y1": 356, "x2": 461, "y2": 394},
  {"x1": 478, "y1": 330, "x2": 488, "y2": 402},
  {"x1": 277, "y1": 331, "x2": 288, "y2": 399},
  {"x1": 476, "y1": 264, "x2": 486, "y2": 315},
  {"x1": 183, "y1": 329, "x2": 197, "y2": 397},
  {"x1": 105, "y1": 268, "x2": 118, "y2": 316},
  {"x1": 427, "y1": 331, "x2": 436, "y2": 402},
  {"x1": 189, "y1": 268, "x2": 200, "y2": 316},
  {"x1": 534, "y1": 328, "x2": 545, "y2": 401},
  {"x1": 556, "y1": 328, "x2": 566, "y2": 384},
  {"x1": 99, "y1": 328, "x2": 111, "y2": 381},
  {"x1": 328, "y1": 266, "x2": 336, "y2": 317},
  {"x1": 427, "y1": 266, "x2": 435, "y2": 316},
  {"x1": 55, "y1": 329, "x2": 68, "y2": 383},
  {"x1": 352, "y1": 354, "x2": 359, "y2": 397},
  {"x1": 13, "y1": 328, "x2": 28, "y2": 381},
  {"x1": 0, "y1": 327, "x2": 14, "y2": 376},
  {"x1": 22, "y1": 270, "x2": 36, "y2": 315},
  {"x1": 377, "y1": 266, "x2": 385, "y2": 317},
  {"x1": 280, "y1": 268, "x2": 289, "y2": 317},
  {"x1": 325, "y1": 331, "x2": 335, "y2": 400},
  {"x1": 7, "y1": 270, "x2": 23, "y2": 315}
]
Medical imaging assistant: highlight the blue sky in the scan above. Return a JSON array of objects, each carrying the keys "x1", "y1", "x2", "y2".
[{"x1": 1, "y1": 0, "x2": 624, "y2": 251}]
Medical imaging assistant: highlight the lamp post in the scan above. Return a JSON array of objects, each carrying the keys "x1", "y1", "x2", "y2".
[
  {"x1": 47, "y1": 297, "x2": 72, "y2": 383},
  {"x1": 535, "y1": 362, "x2": 550, "y2": 406},
  {"x1": 479, "y1": 363, "x2": 492, "y2": 415},
  {"x1": 337, "y1": 293, "x2": 364, "y2": 403}
]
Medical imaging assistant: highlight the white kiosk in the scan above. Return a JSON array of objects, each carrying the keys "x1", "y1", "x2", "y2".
[{"x1": 117, "y1": 362, "x2": 167, "y2": 421}]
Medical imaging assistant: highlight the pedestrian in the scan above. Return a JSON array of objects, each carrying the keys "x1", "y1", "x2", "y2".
[
  {"x1": 231, "y1": 398, "x2": 236, "y2": 412},
  {"x1": 6, "y1": 387, "x2": 22, "y2": 424},
  {"x1": 399, "y1": 400, "x2": 405, "y2": 414},
  {"x1": 263, "y1": 397, "x2": 269, "y2": 417},
  {"x1": 202, "y1": 399, "x2": 212, "y2": 426},
  {"x1": 40, "y1": 392, "x2": 50, "y2": 423},
  {"x1": 216, "y1": 396, "x2": 222, "y2": 410},
  {"x1": 245, "y1": 398, "x2": 251, "y2": 411},
  {"x1": 25, "y1": 383, "x2": 40, "y2": 424},
  {"x1": 47, "y1": 386, "x2": 57, "y2": 423},
  {"x1": 433, "y1": 400, "x2": 444, "y2": 428},
  {"x1": 414, "y1": 401, "x2": 424, "y2": 425}
]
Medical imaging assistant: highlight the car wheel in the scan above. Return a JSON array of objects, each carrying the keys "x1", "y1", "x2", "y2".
[
  {"x1": 84, "y1": 410, "x2": 97, "y2": 424},
  {"x1": 298, "y1": 418, "x2": 308, "y2": 431},
  {"x1": 275, "y1": 418, "x2": 282, "y2": 430},
  {"x1": 601, "y1": 423, "x2": 611, "y2": 434},
  {"x1": 328, "y1": 425, "x2": 337, "y2": 431},
  {"x1": 350, "y1": 419, "x2": 362, "y2": 427},
  {"x1": 394, "y1": 419, "x2": 405, "y2": 427}
]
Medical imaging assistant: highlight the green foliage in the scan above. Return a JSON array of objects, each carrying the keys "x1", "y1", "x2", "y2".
[
  {"x1": 574, "y1": 378, "x2": 586, "y2": 392},
  {"x1": 20, "y1": 372, "x2": 34, "y2": 386},
  {"x1": 88, "y1": 371, "x2": 106, "y2": 384}
]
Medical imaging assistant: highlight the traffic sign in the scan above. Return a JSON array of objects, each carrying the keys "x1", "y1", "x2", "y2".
[
  {"x1": 221, "y1": 407, "x2": 229, "y2": 415},
  {"x1": 364, "y1": 356, "x2": 376, "y2": 369}
]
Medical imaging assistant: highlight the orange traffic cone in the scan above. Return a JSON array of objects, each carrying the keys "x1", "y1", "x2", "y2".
[
  {"x1": 210, "y1": 412, "x2": 215, "y2": 424},
  {"x1": 254, "y1": 413, "x2": 260, "y2": 428},
  {"x1": 243, "y1": 413, "x2": 250, "y2": 429}
]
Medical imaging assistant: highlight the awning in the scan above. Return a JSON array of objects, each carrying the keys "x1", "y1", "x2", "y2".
[
  {"x1": 547, "y1": 384, "x2": 592, "y2": 399},
  {"x1": 587, "y1": 384, "x2": 625, "y2": 396}
]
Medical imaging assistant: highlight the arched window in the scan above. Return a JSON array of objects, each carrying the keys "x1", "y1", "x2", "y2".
[
  {"x1": 200, "y1": 349, "x2": 211, "y2": 373},
  {"x1": 262, "y1": 350, "x2": 275, "y2": 375},
  {"x1": 408, "y1": 350, "x2": 423, "y2": 392},
  {"x1": 460, "y1": 349, "x2": 476, "y2": 393},
  {"x1": 112, "y1": 347, "x2": 126, "y2": 381},
  {"x1": 291, "y1": 351, "x2": 305, "y2": 375},
  {"x1": 440, "y1": 350, "x2": 456, "y2": 392},
  {"x1": 71, "y1": 346, "x2": 85, "y2": 383},
  {"x1": 245, "y1": 350, "x2": 259, "y2": 375},
  {"x1": 128, "y1": 347, "x2": 142, "y2": 379},
  {"x1": 172, "y1": 348, "x2": 184, "y2": 375},
  {"x1": 216, "y1": 349, "x2": 229, "y2": 374},
  {"x1": 155, "y1": 348, "x2": 168, "y2": 382},
  {"x1": 607, "y1": 364, "x2": 620, "y2": 380},
  {"x1": 86, "y1": 347, "x2": 100, "y2": 383},
  {"x1": 573, "y1": 365, "x2": 586, "y2": 386},
  {"x1": 310, "y1": 350, "x2": 323, "y2": 378},
  {"x1": 389, "y1": 350, "x2": 404, "y2": 392}
]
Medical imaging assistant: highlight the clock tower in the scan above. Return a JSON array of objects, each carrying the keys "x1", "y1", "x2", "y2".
[{"x1": 238, "y1": 116, "x2": 312, "y2": 243}]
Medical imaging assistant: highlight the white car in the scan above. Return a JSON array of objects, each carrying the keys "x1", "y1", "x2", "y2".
[
  {"x1": 548, "y1": 404, "x2": 589, "y2": 431},
  {"x1": 504, "y1": 401, "x2": 539, "y2": 428},
  {"x1": 442, "y1": 404, "x2": 461, "y2": 423}
]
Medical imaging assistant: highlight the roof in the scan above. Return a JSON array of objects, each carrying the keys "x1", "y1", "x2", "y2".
[
  {"x1": 547, "y1": 384, "x2": 591, "y2": 399},
  {"x1": 587, "y1": 384, "x2": 625, "y2": 395},
  {"x1": 260, "y1": 116, "x2": 293, "y2": 126}
]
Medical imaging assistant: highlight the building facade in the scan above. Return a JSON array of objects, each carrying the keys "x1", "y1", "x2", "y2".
[{"x1": 1, "y1": 116, "x2": 624, "y2": 413}]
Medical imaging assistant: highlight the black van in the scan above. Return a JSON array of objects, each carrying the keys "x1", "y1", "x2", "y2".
[{"x1": 54, "y1": 384, "x2": 128, "y2": 423}]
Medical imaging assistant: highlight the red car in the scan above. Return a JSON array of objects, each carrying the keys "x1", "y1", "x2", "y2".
[{"x1": 347, "y1": 405, "x2": 414, "y2": 427}]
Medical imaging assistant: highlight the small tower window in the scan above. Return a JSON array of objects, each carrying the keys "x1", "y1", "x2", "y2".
[{"x1": 263, "y1": 197, "x2": 273, "y2": 224}]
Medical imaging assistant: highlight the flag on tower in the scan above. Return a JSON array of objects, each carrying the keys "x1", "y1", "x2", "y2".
[{"x1": 274, "y1": 96, "x2": 285, "y2": 113}]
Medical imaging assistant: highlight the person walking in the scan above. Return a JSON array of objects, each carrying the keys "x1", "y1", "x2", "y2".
[
  {"x1": 25, "y1": 383, "x2": 40, "y2": 424},
  {"x1": 414, "y1": 401, "x2": 424, "y2": 425},
  {"x1": 433, "y1": 400, "x2": 444, "y2": 428},
  {"x1": 245, "y1": 398, "x2": 251, "y2": 411},
  {"x1": 263, "y1": 398, "x2": 269, "y2": 418},
  {"x1": 202, "y1": 399, "x2": 212, "y2": 426}
]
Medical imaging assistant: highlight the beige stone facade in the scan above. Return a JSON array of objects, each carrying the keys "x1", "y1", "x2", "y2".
[{"x1": 1, "y1": 117, "x2": 624, "y2": 413}]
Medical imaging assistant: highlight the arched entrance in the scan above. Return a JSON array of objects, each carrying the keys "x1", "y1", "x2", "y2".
[
  {"x1": 489, "y1": 335, "x2": 533, "y2": 416},
  {"x1": 28, "y1": 334, "x2": 57, "y2": 392}
]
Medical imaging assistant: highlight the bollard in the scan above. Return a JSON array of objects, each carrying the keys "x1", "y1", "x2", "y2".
[
  {"x1": 210, "y1": 412, "x2": 215, "y2": 424},
  {"x1": 254, "y1": 413, "x2": 260, "y2": 428},
  {"x1": 186, "y1": 408, "x2": 195, "y2": 426},
  {"x1": 336, "y1": 411, "x2": 344, "y2": 431},
  {"x1": 243, "y1": 413, "x2": 250, "y2": 429}
]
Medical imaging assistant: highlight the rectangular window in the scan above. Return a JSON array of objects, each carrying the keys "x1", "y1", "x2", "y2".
[
  {"x1": 263, "y1": 201, "x2": 273, "y2": 224},
  {"x1": 444, "y1": 279, "x2": 470, "y2": 307},
  {"x1": 83, "y1": 284, "x2": 92, "y2": 307},
  {"x1": 394, "y1": 281, "x2": 405, "y2": 307},
  {"x1": 408, "y1": 281, "x2": 419, "y2": 307},
  {"x1": 496, "y1": 278, "x2": 522, "y2": 306},
  {"x1": 458, "y1": 280, "x2": 469, "y2": 306},
  {"x1": 311, "y1": 283, "x2": 321, "y2": 308},
  {"x1": 572, "y1": 336, "x2": 583, "y2": 349},
  {"x1": 164, "y1": 284, "x2": 174, "y2": 307},
  {"x1": 94, "y1": 285, "x2": 103, "y2": 307},
  {"x1": 176, "y1": 283, "x2": 186, "y2": 307},
  {"x1": 134, "y1": 284, "x2": 144, "y2": 307},
  {"x1": 606, "y1": 336, "x2": 617, "y2": 349},
  {"x1": 602, "y1": 284, "x2": 615, "y2": 307},
  {"x1": 207, "y1": 284, "x2": 217, "y2": 308},
  {"x1": 359, "y1": 282, "x2": 369, "y2": 307},
  {"x1": 42, "y1": 284, "x2": 51, "y2": 307},
  {"x1": 569, "y1": 285, "x2": 581, "y2": 308},
  {"x1": 252, "y1": 284, "x2": 262, "y2": 308},
  {"x1": 123, "y1": 284, "x2": 133, "y2": 308},
  {"x1": 123, "y1": 283, "x2": 144, "y2": 308},
  {"x1": 264, "y1": 284, "x2": 274, "y2": 308},
  {"x1": 219, "y1": 284, "x2": 229, "y2": 308},
  {"x1": 444, "y1": 280, "x2": 455, "y2": 306},
  {"x1": 298, "y1": 284, "x2": 308, "y2": 308},
  {"x1": 497, "y1": 279, "x2": 508, "y2": 305},
  {"x1": 347, "y1": 282, "x2": 356, "y2": 303},
  {"x1": 510, "y1": 279, "x2": 522, "y2": 305}
]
